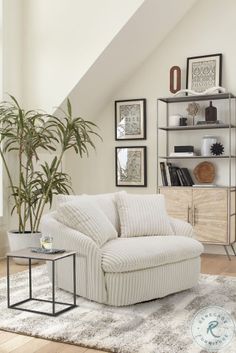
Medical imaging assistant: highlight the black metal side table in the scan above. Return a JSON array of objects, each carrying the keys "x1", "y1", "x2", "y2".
[{"x1": 7, "y1": 248, "x2": 77, "y2": 316}]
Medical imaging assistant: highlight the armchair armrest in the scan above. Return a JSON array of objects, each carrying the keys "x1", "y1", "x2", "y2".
[
  {"x1": 41, "y1": 212, "x2": 99, "y2": 254},
  {"x1": 169, "y1": 217, "x2": 194, "y2": 238},
  {"x1": 41, "y1": 211, "x2": 107, "y2": 303}
]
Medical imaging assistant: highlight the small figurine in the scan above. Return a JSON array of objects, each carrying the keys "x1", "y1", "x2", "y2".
[
  {"x1": 186, "y1": 102, "x2": 200, "y2": 125},
  {"x1": 210, "y1": 142, "x2": 224, "y2": 156}
]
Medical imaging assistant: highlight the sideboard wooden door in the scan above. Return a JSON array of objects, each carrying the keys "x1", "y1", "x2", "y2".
[
  {"x1": 160, "y1": 187, "x2": 192, "y2": 223},
  {"x1": 192, "y1": 188, "x2": 228, "y2": 244}
]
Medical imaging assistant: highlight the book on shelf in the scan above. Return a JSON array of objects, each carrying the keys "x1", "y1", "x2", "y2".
[
  {"x1": 174, "y1": 145, "x2": 194, "y2": 153},
  {"x1": 166, "y1": 163, "x2": 194, "y2": 187},
  {"x1": 176, "y1": 169, "x2": 187, "y2": 186},
  {"x1": 169, "y1": 152, "x2": 196, "y2": 157},
  {"x1": 167, "y1": 163, "x2": 180, "y2": 186},
  {"x1": 181, "y1": 168, "x2": 194, "y2": 186},
  {"x1": 160, "y1": 162, "x2": 168, "y2": 186}
]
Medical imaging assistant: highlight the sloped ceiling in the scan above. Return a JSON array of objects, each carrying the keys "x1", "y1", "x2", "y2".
[{"x1": 60, "y1": 0, "x2": 199, "y2": 118}]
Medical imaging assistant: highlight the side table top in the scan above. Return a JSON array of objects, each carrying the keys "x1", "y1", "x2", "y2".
[{"x1": 6, "y1": 248, "x2": 77, "y2": 261}]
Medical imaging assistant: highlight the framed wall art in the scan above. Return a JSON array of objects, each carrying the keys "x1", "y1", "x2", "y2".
[
  {"x1": 115, "y1": 99, "x2": 146, "y2": 140},
  {"x1": 115, "y1": 146, "x2": 147, "y2": 187},
  {"x1": 186, "y1": 53, "x2": 222, "y2": 93}
]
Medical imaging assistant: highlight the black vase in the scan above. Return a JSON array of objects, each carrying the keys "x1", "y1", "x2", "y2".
[{"x1": 205, "y1": 101, "x2": 217, "y2": 122}]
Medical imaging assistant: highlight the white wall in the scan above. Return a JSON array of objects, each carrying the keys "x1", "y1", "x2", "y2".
[
  {"x1": 61, "y1": 0, "x2": 198, "y2": 122},
  {"x1": 0, "y1": 0, "x2": 144, "y2": 256},
  {"x1": 22, "y1": 0, "x2": 144, "y2": 112},
  {"x1": 65, "y1": 0, "x2": 236, "y2": 254},
  {"x1": 0, "y1": 0, "x2": 23, "y2": 257},
  {"x1": 2, "y1": 0, "x2": 23, "y2": 101}
]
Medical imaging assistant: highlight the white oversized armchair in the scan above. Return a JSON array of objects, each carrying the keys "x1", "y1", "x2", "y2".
[{"x1": 41, "y1": 193, "x2": 203, "y2": 306}]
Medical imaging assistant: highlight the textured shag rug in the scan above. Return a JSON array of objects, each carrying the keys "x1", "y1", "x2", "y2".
[{"x1": 0, "y1": 265, "x2": 236, "y2": 353}]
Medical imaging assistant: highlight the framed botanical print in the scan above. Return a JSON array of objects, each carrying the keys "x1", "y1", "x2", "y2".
[
  {"x1": 186, "y1": 54, "x2": 222, "y2": 93},
  {"x1": 115, "y1": 146, "x2": 147, "y2": 187},
  {"x1": 115, "y1": 99, "x2": 146, "y2": 140}
]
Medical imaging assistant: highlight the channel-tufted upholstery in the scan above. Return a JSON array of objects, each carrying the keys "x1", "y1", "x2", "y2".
[{"x1": 41, "y1": 192, "x2": 203, "y2": 306}]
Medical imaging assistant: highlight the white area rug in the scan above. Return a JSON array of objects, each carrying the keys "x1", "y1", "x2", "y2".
[{"x1": 0, "y1": 265, "x2": 236, "y2": 353}]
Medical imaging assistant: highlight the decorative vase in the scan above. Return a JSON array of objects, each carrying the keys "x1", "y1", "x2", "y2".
[
  {"x1": 7, "y1": 231, "x2": 41, "y2": 265},
  {"x1": 205, "y1": 101, "x2": 217, "y2": 122},
  {"x1": 169, "y1": 115, "x2": 182, "y2": 126},
  {"x1": 201, "y1": 135, "x2": 217, "y2": 156}
]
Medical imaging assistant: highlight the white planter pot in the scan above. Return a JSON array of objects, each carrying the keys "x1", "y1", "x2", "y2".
[{"x1": 7, "y1": 231, "x2": 41, "y2": 265}]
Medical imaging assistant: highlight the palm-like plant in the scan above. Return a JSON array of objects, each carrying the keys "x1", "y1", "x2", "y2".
[{"x1": 0, "y1": 96, "x2": 100, "y2": 233}]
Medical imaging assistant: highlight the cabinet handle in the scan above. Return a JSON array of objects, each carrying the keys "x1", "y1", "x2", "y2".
[
  {"x1": 187, "y1": 206, "x2": 191, "y2": 223},
  {"x1": 192, "y1": 205, "x2": 197, "y2": 226}
]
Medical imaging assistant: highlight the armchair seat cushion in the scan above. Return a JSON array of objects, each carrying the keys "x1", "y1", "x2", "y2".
[{"x1": 101, "y1": 236, "x2": 203, "y2": 273}]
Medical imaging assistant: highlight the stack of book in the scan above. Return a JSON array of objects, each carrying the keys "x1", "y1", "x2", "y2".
[
  {"x1": 160, "y1": 162, "x2": 194, "y2": 186},
  {"x1": 169, "y1": 152, "x2": 196, "y2": 157},
  {"x1": 169, "y1": 145, "x2": 196, "y2": 157}
]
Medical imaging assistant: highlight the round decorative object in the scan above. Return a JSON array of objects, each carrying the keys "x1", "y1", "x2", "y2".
[
  {"x1": 193, "y1": 161, "x2": 215, "y2": 183},
  {"x1": 210, "y1": 142, "x2": 224, "y2": 156}
]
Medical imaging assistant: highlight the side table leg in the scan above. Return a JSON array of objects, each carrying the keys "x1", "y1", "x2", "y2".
[
  {"x1": 7, "y1": 256, "x2": 10, "y2": 307},
  {"x1": 52, "y1": 261, "x2": 55, "y2": 315},
  {"x1": 73, "y1": 254, "x2": 76, "y2": 306},
  {"x1": 29, "y1": 258, "x2": 32, "y2": 299}
]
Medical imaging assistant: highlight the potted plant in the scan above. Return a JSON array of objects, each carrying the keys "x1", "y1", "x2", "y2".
[{"x1": 0, "y1": 96, "x2": 100, "y2": 263}]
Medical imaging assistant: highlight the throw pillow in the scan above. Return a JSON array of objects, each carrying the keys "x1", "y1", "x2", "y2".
[
  {"x1": 56, "y1": 199, "x2": 118, "y2": 246},
  {"x1": 116, "y1": 191, "x2": 174, "y2": 237},
  {"x1": 56, "y1": 193, "x2": 120, "y2": 232}
]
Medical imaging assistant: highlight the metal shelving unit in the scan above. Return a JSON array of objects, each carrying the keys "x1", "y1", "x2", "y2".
[
  {"x1": 157, "y1": 92, "x2": 236, "y2": 259},
  {"x1": 159, "y1": 123, "x2": 235, "y2": 131},
  {"x1": 159, "y1": 155, "x2": 236, "y2": 160},
  {"x1": 157, "y1": 92, "x2": 236, "y2": 188}
]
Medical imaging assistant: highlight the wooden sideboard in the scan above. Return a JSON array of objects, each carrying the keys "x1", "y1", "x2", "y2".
[{"x1": 159, "y1": 187, "x2": 236, "y2": 245}]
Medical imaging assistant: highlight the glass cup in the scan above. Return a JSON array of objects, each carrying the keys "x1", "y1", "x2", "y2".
[{"x1": 40, "y1": 235, "x2": 53, "y2": 250}]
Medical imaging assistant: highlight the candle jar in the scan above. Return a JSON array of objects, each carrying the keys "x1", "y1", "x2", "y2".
[{"x1": 40, "y1": 235, "x2": 53, "y2": 250}]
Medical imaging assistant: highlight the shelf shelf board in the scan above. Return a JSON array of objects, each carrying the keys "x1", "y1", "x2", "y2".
[
  {"x1": 158, "y1": 185, "x2": 235, "y2": 189},
  {"x1": 159, "y1": 123, "x2": 235, "y2": 131},
  {"x1": 158, "y1": 93, "x2": 235, "y2": 103},
  {"x1": 159, "y1": 155, "x2": 235, "y2": 159}
]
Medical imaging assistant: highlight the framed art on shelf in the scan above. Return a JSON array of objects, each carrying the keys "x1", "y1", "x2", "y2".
[
  {"x1": 115, "y1": 99, "x2": 146, "y2": 140},
  {"x1": 186, "y1": 53, "x2": 222, "y2": 93},
  {"x1": 115, "y1": 146, "x2": 147, "y2": 187}
]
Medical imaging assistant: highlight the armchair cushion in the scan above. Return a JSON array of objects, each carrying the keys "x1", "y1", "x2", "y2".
[
  {"x1": 101, "y1": 235, "x2": 203, "y2": 273},
  {"x1": 56, "y1": 199, "x2": 117, "y2": 246},
  {"x1": 116, "y1": 191, "x2": 174, "y2": 237},
  {"x1": 56, "y1": 193, "x2": 120, "y2": 233}
]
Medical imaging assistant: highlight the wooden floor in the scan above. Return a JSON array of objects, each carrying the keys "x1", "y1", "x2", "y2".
[{"x1": 0, "y1": 254, "x2": 236, "y2": 353}]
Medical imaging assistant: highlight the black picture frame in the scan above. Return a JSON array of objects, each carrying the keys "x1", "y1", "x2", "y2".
[
  {"x1": 115, "y1": 99, "x2": 146, "y2": 140},
  {"x1": 186, "y1": 53, "x2": 222, "y2": 93},
  {"x1": 115, "y1": 146, "x2": 147, "y2": 187}
]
